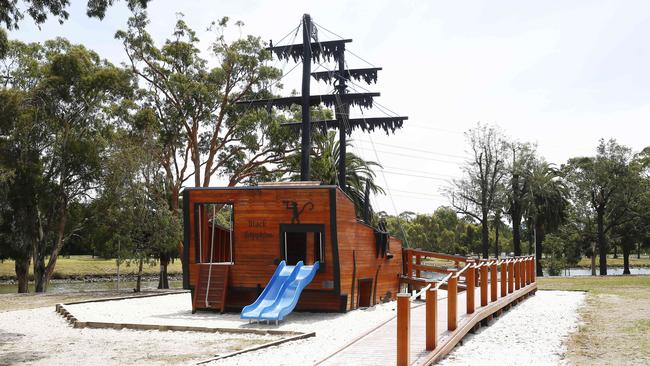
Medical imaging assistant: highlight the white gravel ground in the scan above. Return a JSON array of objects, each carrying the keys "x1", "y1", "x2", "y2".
[
  {"x1": 0, "y1": 290, "x2": 585, "y2": 366},
  {"x1": 0, "y1": 306, "x2": 279, "y2": 366},
  {"x1": 65, "y1": 293, "x2": 401, "y2": 365},
  {"x1": 439, "y1": 290, "x2": 585, "y2": 366}
]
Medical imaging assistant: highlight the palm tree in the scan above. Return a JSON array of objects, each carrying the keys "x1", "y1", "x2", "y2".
[
  {"x1": 284, "y1": 131, "x2": 384, "y2": 218},
  {"x1": 525, "y1": 161, "x2": 569, "y2": 276}
]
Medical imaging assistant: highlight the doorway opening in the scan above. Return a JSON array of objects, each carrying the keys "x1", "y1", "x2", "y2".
[
  {"x1": 280, "y1": 224, "x2": 325, "y2": 266},
  {"x1": 357, "y1": 279, "x2": 373, "y2": 308}
]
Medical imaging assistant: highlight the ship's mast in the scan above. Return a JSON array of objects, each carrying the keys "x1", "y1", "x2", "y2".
[
  {"x1": 237, "y1": 14, "x2": 408, "y2": 197},
  {"x1": 300, "y1": 14, "x2": 313, "y2": 181}
]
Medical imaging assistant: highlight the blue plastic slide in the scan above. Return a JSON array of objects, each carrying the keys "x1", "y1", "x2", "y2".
[
  {"x1": 240, "y1": 261, "x2": 319, "y2": 322},
  {"x1": 241, "y1": 261, "x2": 294, "y2": 320},
  {"x1": 259, "y1": 261, "x2": 319, "y2": 321}
]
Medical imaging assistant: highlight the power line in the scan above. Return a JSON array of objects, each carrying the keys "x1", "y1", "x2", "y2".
[
  {"x1": 356, "y1": 147, "x2": 463, "y2": 165},
  {"x1": 380, "y1": 170, "x2": 456, "y2": 182},
  {"x1": 391, "y1": 189, "x2": 446, "y2": 198},
  {"x1": 357, "y1": 140, "x2": 467, "y2": 160},
  {"x1": 381, "y1": 166, "x2": 461, "y2": 179}
]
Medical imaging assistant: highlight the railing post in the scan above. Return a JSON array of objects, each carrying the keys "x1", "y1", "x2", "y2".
[
  {"x1": 480, "y1": 265, "x2": 488, "y2": 307},
  {"x1": 415, "y1": 254, "x2": 421, "y2": 278},
  {"x1": 508, "y1": 260, "x2": 514, "y2": 294},
  {"x1": 406, "y1": 249, "x2": 413, "y2": 277},
  {"x1": 520, "y1": 259, "x2": 525, "y2": 289},
  {"x1": 466, "y1": 265, "x2": 475, "y2": 314},
  {"x1": 490, "y1": 262, "x2": 498, "y2": 302},
  {"x1": 514, "y1": 259, "x2": 520, "y2": 291},
  {"x1": 448, "y1": 275, "x2": 458, "y2": 331},
  {"x1": 397, "y1": 293, "x2": 410, "y2": 366},
  {"x1": 524, "y1": 257, "x2": 530, "y2": 287},
  {"x1": 426, "y1": 288, "x2": 438, "y2": 351},
  {"x1": 500, "y1": 261, "x2": 507, "y2": 297},
  {"x1": 531, "y1": 256, "x2": 536, "y2": 283}
]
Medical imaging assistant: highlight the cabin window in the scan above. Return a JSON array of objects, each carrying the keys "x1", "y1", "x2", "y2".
[
  {"x1": 280, "y1": 224, "x2": 324, "y2": 266},
  {"x1": 194, "y1": 203, "x2": 234, "y2": 264}
]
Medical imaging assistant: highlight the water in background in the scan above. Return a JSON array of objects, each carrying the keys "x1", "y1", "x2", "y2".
[{"x1": 0, "y1": 280, "x2": 183, "y2": 294}]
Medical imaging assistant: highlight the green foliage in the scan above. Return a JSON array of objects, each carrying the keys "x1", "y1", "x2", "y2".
[
  {"x1": 0, "y1": 0, "x2": 150, "y2": 29},
  {"x1": 115, "y1": 11, "x2": 293, "y2": 195},
  {"x1": 542, "y1": 233, "x2": 566, "y2": 276},
  {"x1": 282, "y1": 130, "x2": 382, "y2": 218},
  {"x1": 0, "y1": 37, "x2": 134, "y2": 291},
  {"x1": 379, "y1": 207, "x2": 491, "y2": 256}
]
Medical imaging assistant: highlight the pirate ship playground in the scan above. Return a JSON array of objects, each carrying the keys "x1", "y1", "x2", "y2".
[{"x1": 180, "y1": 14, "x2": 537, "y2": 365}]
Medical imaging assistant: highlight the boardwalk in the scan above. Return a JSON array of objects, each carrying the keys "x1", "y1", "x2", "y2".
[{"x1": 318, "y1": 281, "x2": 537, "y2": 366}]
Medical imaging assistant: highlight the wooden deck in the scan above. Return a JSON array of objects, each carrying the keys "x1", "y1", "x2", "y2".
[{"x1": 317, "y1": 281, "x2": 537, "y2": 366}]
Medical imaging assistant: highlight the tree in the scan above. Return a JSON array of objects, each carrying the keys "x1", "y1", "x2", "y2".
[
  {"x1": 116, "y1": 14, "x2": 295, "y2": 272},
  {"x1": 505, "y1": 141, "x2": 536, "y2": 256},
  {"x1": 526, "y1": 160, "x2": 569, "y2": 276},
  {"x1": 1, "y1": 38, "x2": 133, "y2": 291},
  {"x1": 0, "y1": 0, "x2": 150, "y2": 29},
  {"x1": 565, "y1": 139, "x2": 637, "y2": 275},
  {"x1": 448, "y1": 123, "x2": 507, "y2": 258},
  {"x1": 0, "y1": 89, "x2": 43, "y2": 292}
]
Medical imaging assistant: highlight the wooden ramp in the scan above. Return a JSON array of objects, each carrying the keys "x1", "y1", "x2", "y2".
[
  {"x1": 192, "y1": 263, "x2": 230, "y2": 313},
  {"x1": 318, "y1": 269, "x2": 536, "y2": 365}
]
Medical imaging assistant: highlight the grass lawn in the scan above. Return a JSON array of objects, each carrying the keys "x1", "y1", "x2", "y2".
[
  {"x1": 0, "y1": 255, "x2": 183, "y2": 279},
  {"x1": 538, "y1": 275, "x2": 650, "y2": 365},
  {"x1": 576, "y1": 256, "x2": 650, "y2": 268},
  {"x1": 0, "y1": 289, "x2": 184, "y2": 312}
]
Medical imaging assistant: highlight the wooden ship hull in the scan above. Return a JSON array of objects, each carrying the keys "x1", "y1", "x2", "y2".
[{"x1": 182, "y1": 184, "x2": 403, "y2": 313}]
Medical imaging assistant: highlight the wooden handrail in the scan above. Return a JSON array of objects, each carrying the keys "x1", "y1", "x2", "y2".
[
  {"x1": 408, "y1": 249, "x2": 468, "y2": 263},
  {"x1": 411, "y1": 263, "x2": 456, "y2": 275}
]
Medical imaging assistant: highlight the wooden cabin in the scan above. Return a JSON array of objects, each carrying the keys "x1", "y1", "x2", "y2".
[{"x1": 182, "y1": 183, "x2": 403, "y2": 313}]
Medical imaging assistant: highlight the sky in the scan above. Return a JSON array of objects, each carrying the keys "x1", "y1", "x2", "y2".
[{"x1": 8, "y1": 0, "x2": 650, "y2": 215}]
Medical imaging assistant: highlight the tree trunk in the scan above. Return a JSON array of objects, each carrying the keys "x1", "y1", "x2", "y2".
[
  {"x1": 637, "y1": 242, "x2": 641, "y2": 259},
  {"x1": 15, "y1": 256, "x2": 30, "y2": 293},
  {"x1": 597, "y1": 208, "x2": 607, "y2": 276},
  {"x1": 42, "y1": 206, "x2": 68, "y2": 291},
  {"x1": 613, "y1": 243, "x2": 617, "y2": 259},
  {"x1": 535, "y1": 220, "x2": 545, "y2": 277},
  {"x1": 622, "y1": 237, "x2": 631, "y2": 275},
  {"x1": 157, "y1": 254, "x2": 170, "y2": 289},
  {"x1": 481, "y1": 214, "x2": 489, "y2": 259},
  {"x1": 511, "y1": 174, "x2": 522, "y2": 256},
  {"x1": 494, "y1": 218, "x2": 500, "y2": 258},
  {"x1": 591, "y1": 242, "x2": 597, "y2": 276},
  {"x1": 512, "y1": 211, "x2": 521, "y2": 256},
  {"x1": 135, "y1": 257, "x2": 143, "y2": 292},
  {"x1": 33, "y1": 239, "x2": 46, "y2": 293},
  {"x1": 527, "y1": 218, "x2": 534, "y2": 255}
]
